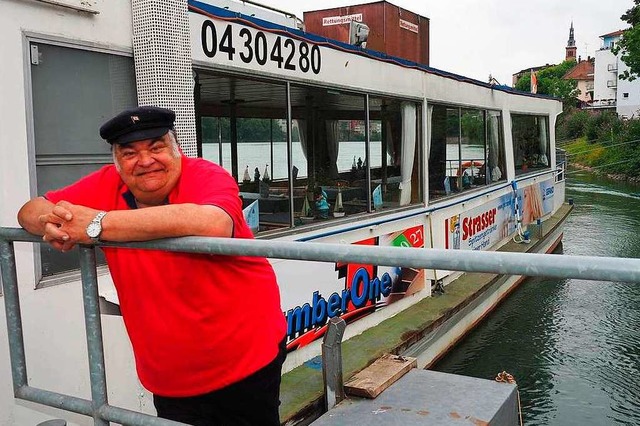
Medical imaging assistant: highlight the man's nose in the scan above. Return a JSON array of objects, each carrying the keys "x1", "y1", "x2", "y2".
[{"x1": 137, "y1": 151, "x2": 155, "y2": 166}]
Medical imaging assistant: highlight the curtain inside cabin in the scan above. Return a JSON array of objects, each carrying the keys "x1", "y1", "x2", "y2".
[
  {"x1": 399, "y1": 102, "x2": 417, "y2": 206},
  {"x1": 539, "y1": 117, "x2": 549, "y2": 166},
  {"x1": 487, "y1": 111, "x2": 502, "y2": 182}
]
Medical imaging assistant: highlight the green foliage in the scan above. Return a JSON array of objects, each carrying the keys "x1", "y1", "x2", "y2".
[
  {"x1": 200, "y1": 117, "x2": 287, "y2": 143},
  {"x1": 461, "y1": 109, "x2": 484, "y2": 143},
  {"x1": 238, "y1": 118, "x2": 287, "y2": 142},
  {"x1": 556, "y1": 107, "x2": 591, "y2": 140},
  {"x1": 514, "y1": 60, "x2": 580, "y2": 107},
  {"x1": 585, "y1": 111, "x2": 620, "y2": 142},
  {"x1": 560, "y1": 111, "x2": 640, "y2": 177},
  {"x1": 201, "y1": 117, "x2": 227, "y2": 143},
  {"x1": 613, "y1": 0, "x2": 640, "y2": 81},
  {"x1": 514, "y1": 73, "x2": 531, "y2": 92}
]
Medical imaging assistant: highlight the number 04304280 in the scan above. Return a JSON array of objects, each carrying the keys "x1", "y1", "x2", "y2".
[{"x1": 201, "y1": 20, "x2": 322, "y2": 74}]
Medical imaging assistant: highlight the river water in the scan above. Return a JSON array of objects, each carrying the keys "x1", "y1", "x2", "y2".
[{"x1": 433, "y1": 169, "x2": 640, "y2": 425}]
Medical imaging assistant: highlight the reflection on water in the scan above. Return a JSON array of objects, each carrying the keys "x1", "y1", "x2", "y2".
[{"x1": 433, "y1": 169, "x2": 640, "y2": 425}]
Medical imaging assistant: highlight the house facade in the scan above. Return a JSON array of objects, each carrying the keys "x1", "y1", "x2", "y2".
[
  {"x1": 592, "y1": 30, "x2": 640, "y2": 118},
  {"x1": 563, "y1": 58, "x2": 594, "y2": 104}
]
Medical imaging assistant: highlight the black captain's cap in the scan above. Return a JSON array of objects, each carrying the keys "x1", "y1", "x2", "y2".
[{"x1": 99, "y1": 106, "x2": 176, "y2": 144}]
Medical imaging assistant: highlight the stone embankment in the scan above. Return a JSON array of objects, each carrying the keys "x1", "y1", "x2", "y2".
[{"x1": 570, "y1": 163, "x2": 640, "y2": 184}]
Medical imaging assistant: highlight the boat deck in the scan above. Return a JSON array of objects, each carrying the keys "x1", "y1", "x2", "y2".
[{"x1": 280, "y1": 203, "x2": 573, "y2": 424}]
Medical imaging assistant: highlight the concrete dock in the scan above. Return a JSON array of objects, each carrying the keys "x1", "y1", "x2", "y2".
[{"x1": 311, "y1": 369, "x2": 519, "y2": 425}]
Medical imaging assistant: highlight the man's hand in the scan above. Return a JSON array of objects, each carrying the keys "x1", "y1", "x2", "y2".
[
  {"x1": 39, "y1": 201, "x2": 101, "y2": 251},
  {"x1": 20, "y1": 197, "x2": 234, "y2": 248}
]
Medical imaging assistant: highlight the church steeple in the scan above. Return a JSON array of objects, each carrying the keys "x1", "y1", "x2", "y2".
[{"x1": 566, "y1": 21, "x2": 577, "y2": 61}]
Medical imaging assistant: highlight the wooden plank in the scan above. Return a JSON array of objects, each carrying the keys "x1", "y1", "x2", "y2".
[{"x1": 344, "y1": 353, "x2": 417, "y2": 399}]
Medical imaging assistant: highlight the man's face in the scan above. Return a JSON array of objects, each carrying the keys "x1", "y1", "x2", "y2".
[{"x1": 113, "y1": 133, "x2": 182, "y2": 205}]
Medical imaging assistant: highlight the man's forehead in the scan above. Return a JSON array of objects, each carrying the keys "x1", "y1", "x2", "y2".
[{"x1": 116, "y1": 136, "x2": 169, "y2": 149}]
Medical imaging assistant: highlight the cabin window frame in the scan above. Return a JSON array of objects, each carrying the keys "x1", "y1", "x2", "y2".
[
  {"x1": 511, "y1": 113, "x2": 551, "y2": 177},
  {"x1": 428, "y1": 103, "x2": 506, "y2": 202},
  {"x1": 23, "y1": 34, "x2": 136, "y2": 288},
  {"x1": 194, "y1": 69, "x2": 423, "y2": 236}
]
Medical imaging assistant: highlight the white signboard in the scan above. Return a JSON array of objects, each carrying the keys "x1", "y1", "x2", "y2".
[
  {"x1": 445, "y1": 193, "x2": 513, "y2": 251},
  {"x1": 189, "y1": 11, "x2": 424, "y2": 97},
  {"x1": 195, "y1": 16, "x2": 323, "y2": 76},
  {"x1": 275, "y1": 225, "x2": 426, "y2": 350},
  {"x1": 399, "y1": 19, "x2": 419, "y2": 34},
  {"x1": 322, "y1": 13, "x2": 363, "y2": 26},
  {"x1": 445, "y1": 179, "x2": 555, "y2": 251}
]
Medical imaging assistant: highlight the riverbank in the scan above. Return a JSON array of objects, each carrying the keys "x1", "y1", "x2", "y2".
[
  {"x1": 569, "y1": 162, "x2": 640, "y2": 184},
  {"x1": 557, "y1": 109, "x2": 640, "y2": 182},
  {"x1": 561, "y1": 134, "x2": 640, "y2": 183}
]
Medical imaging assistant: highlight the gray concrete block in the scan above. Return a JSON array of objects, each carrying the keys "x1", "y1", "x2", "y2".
[{"x1": 312, "y1": 369, "x2": 518, "y2": 425}]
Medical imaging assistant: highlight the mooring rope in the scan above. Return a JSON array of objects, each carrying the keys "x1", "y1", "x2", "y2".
[{"x1": 495, "y1": 371, "x2": 524, "y2": 426}]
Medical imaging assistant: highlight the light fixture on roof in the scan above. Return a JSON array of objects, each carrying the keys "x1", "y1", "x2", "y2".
[{"x1": 349, "y1": 21, "x2": 369, "y2": 48}]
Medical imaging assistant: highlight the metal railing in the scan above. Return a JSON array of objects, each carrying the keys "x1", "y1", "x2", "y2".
[{"x1": 2, "y1": 226, "x2": 640, "y2": 425}]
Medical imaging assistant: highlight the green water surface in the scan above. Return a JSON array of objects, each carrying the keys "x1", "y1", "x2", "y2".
[{"x1": 433, "y1": 170, "x2": 640, "y2": 425}]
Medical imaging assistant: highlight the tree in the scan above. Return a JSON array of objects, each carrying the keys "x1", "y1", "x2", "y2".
[
  {"x1": 514, "y1": 60, "x2": 579, "y2": 107},
  {"x1": 613, "y1": 0, "x2": 640, "y2": 81},
  {"x1": 201, "y1": 117, "x2": 287, "y2": 143}
]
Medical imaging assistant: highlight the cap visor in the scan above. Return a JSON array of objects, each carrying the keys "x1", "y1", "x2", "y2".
[{"x1": 110, "y1": 127, "x2": 171, "y2": 144}]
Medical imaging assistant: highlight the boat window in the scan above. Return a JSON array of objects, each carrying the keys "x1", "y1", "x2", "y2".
[
  {"x1": 291, "y1": 85, "x2": 369, "y2": 221},
  {"x1": 197, "y1": 72, "x2": 290, "y2": 232},
  {"x1": 195, "y1": 70, "x2": 422, "y2": 232},
  {"x1": 511, "y1": 114, "x2": 551, "y2": 176},
  {"x1": 29, "y1": 42, "x2": 137, "y2": 278},
  {"x1": 486, "y1": 111, "x2": 507, "y2": 184},
  {"x1": 429, "y1": 104, "x2": 506, "y2": 201},
  {"x1": 369, "y1": 96, "x2": 423, "y2": 209},
  {"x1": 460, "y1": 108, "x2": 485, "y2": 189}
]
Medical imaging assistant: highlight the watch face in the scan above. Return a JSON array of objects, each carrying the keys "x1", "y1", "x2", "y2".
[{"x1": 87, "y1": 222, "x2": 101, "y2": 238}]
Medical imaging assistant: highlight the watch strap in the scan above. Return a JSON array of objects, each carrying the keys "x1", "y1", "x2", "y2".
[{"x1": 87, "y1": 211, "x2": 108, "y2": 242}]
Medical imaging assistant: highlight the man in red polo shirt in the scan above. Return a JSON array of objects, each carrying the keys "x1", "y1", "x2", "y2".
[{"x1": 17, "y1": 106, "x2": 287, "y2": 426}]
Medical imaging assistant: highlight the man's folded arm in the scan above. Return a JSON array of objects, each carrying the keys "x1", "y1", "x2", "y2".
[
  {"x1": 17, "y1": 197, "x2": 57, "y2": 236},
  {"x1": 18, "y1": 199, "x2": 234, "y2": 244},
  {"x1": 100, "y1": 204, "x2": 233, "y2": 242}
]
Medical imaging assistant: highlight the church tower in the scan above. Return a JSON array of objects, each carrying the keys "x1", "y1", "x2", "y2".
[{"x1": 566, "y1": 21, "x2": 577, "y2": 61}]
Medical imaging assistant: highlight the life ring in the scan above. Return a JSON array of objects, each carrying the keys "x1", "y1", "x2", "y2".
[{"x1": 456, "y1": 160, "x2": 484, "y2": 177}]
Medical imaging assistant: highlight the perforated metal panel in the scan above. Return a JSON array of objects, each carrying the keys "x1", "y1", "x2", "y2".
[{"x1": 132, "y1": 0, "x2": 197, "y2": 157}]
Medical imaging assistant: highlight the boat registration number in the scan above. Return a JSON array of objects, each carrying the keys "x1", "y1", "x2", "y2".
[{"x1": 200, "y1": 20, "x2": 322, "y2": 75}]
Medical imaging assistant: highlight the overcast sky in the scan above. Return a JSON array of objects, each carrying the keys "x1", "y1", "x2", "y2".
[{"x1": 265, "y1": 0, "x2": 630, "y2": 86}]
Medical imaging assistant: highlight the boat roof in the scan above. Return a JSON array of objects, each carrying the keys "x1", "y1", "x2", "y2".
[{"x1": 188, "y1": 0, "x2": 559, "y2": 101}]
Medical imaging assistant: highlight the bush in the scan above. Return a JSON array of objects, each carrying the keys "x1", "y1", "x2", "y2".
[
  {"x1": 585, "y1": 111, "x2": 619, "y2": 142},
  {"x1": 623, "y1": 118, "x2": 640, "y2": 143},
  {"x1": 560, "y1": 113, "x2": 640, "y2": 177},
  {"x1": 557, "y1": 108, "x2": 591, "y2": 141}
]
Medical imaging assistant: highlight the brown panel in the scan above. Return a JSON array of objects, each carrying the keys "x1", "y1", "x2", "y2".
[
  {"x1": 344, "y1": 353, "x2": 417, "y2": 398},
  {"x1": 303, "y1": 1, "x2": 429, "y2": 66},
  {"x1": 383, "y1": 2, "x2": 429, "y2": 66}
]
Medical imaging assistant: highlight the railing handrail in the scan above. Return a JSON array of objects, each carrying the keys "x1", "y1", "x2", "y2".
[
  {"x1": 2, "y1": 226, "x2": 640, "y2": 283},
  {"x1": 3, "y1": 225, "x2": 640, "y2": 425}
]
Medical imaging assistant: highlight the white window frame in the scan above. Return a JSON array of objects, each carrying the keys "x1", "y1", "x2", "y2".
[{"x1": 23, "y1": 33, "x2": 134, "y2": 288}]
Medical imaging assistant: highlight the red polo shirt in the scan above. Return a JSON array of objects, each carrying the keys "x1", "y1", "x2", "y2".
[{"x1": 46, "y1": 156, "x2": 286, "y2": 397}]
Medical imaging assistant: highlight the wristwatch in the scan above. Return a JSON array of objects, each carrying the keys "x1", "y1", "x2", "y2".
[{"x1": 86, "y1": 211, "x2": 107, "y2": 243}]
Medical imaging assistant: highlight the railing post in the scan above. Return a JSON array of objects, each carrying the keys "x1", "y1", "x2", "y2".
[
  {"x1": 321, "y1": 317, "x2": 346, "y2": 411},
  {"x1": 0, "y1": 240, "x2": 29, "y2": 393},
  {"x1": 78, "y1": 245, "x2": 109, "y2": 426}
]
